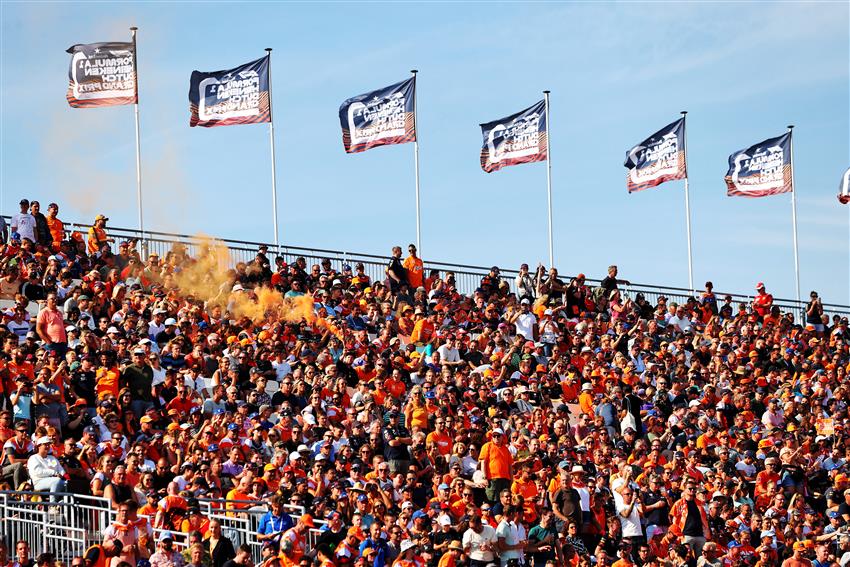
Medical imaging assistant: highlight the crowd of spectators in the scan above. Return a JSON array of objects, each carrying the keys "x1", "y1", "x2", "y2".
[{"x1": 0, "y1": 200, "x2": 849, "y2": 567}]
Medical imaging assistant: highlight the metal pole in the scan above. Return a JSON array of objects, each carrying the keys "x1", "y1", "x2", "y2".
[
  {"x1": 544, "y1": 90, "x2": 554, "y2": 268},
  {"x1": 266, "y1": 48, "x2": 280, "y2": 253},
  {"x1": 130, "y1": 27, "x2": 144, "y2": 245},
  {"x1": 411, "y1": 69, "x2": 421, "y2": 253},
  {"x1": 681, "y1": 110, "x2": 694, "y2": 293},
  {"x1": 788, "y1": 125, "x2": 802, "y2": 316}
]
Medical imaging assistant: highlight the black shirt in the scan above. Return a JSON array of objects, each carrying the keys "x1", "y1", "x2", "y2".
[
  {"x1": 643, "y1": 489, "x2": 670, "y2": 527},
  {"x1": 71, "y1": 370, "x2": 97, "y2": 406},
  {"x1": 682, "y1": 499, "x2": 704, "y2": 537},
  {"x1": 383, "y1": 425, "x2": 411, "y2": 461},
  {"x1": 386, "y1": 258, "x2": 406, "y2": 291},
  {"x1": 553, "y1": 487, "x2": 582, "y2": 525}
]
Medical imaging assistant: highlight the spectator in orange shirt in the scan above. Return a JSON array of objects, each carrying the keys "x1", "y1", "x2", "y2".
[
  {"x1": 479, "y1": 427, "x2": 513, "y2": 502},
  {"x1": 511, "y1": 464, "x2": 539, "y2": 524},
  {"x1": 579, "y1": 382, "x2": 595, "y2": 416},
  {"x1": 426, "y1": 416, "x2": 453, "y2": 456},
  {"x1": 95, "y1": 352, "x2": 120, "y2": 400},
  {"x1": 45, "y1": 203, "x2": 64, "y2": 252},
  {"x1": 402, "y1": 244, "x2": 424, "y2": 290},
  {"x1": 410, "y1": 311, "x2": 437, "y2": 346},
  {"x1": 87, "y1": 214, "x2": 113, "y2": 256}
]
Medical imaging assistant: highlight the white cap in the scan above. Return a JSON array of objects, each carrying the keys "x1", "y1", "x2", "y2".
[
  {"x1": 401, "y1": 540, "x2": 416, "y2": 553},
  {"x1": 164, "y1": 318, "x2": 177, "y2": 326},
  {"x1": 36, "y1": 436, "x2": 51, "y2": 446},
  {"x1": 107, "y1": 326, "x2": 120, "y2": 334},
  {"x1": 439, "y1": 515, "x2": 452, "y2": 526},
  {"x1": 492, "y1": 428, "x2": 504, "y2": 436}
]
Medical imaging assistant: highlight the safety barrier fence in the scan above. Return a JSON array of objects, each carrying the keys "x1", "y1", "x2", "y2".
[
  {"x1": 38, "y1": 218, "x2": 847, "y2": 319},
  {"x1": 0, "y1": 491, "x2": 318, "y2": 564}
]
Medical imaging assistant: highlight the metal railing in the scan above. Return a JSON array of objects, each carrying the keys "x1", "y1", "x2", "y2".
[
  {"x1": 9, "y1": 216, "x2": 850, "y2": 318},
  {"x1": 0, "y1": 491, "x2": 320, "y2": 564}
]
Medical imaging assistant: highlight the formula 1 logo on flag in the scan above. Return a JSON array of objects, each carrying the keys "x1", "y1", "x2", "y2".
[
  {"x1": 66, "y1": 42, "x2": 137, "y2": 108},
  {"x1": 624, "y1": 118, "x2": 686, "y2": 192},
  {"x1": 189, "y1": 56, "x2": 271, "y2": 127},
  {"x1": 479, "y1": 101, "x2": 547, "y2": 173},
  {"x1": 725, "y1": 133, "x2": 792, "y2": 197},
  {"x1": 339, "y1": 77, "x2": 416, "y2": 153}
]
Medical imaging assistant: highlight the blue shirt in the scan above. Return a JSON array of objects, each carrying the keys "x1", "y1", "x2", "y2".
[{"x1": 258, "y1": 511, "x2": 294, "y2": 536}]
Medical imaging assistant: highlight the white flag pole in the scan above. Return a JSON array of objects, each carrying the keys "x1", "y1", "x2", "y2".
[
  {"x1": 266, "y1": 48, "x2": 280, "y2": 252},
  {"x1": 544, "y1": 90, "x2": 554, "y2": 268},
  {"x1": 681, "y1": 110, "x2": 694, "y2": 293},
  {"x1": 130, "y1": 27, "x2": 144, "y2": 243},
  {"x1": 411, "y1": 69, "x2": 421, "y2": 253},
  {"x1": 788, "y1": 125, "x2": 802, "y2": 315}
]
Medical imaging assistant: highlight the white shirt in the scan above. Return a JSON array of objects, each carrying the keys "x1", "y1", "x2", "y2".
[
  {"x1": 616, "y1": 499, "x2": 643, "y2": 537},
  {"x1": 495, "y1": 520, "x2": 522, "y2": 565},
  {"x1": 736, "y1": 460, "x2": 756, "y2": 477},
  {"x1": 27, "y1": 451, "x2": 65, "y2": 483},
  {"x1": 273, "y1": 359, "x2": 292, "y2": 380},
  {"x1": 667, "y1": 315, "x2": 693, "y2": 333},
  {"x1": 463, "y1": 524, "x2": 497, "y2": 562},
  {"x1": 514, "y1": 312, "x2": 537, "y2": 341},
  {"x1": 10, "y1": 213, "x2": 36, "y2": 243},
  {"x1": 437, "y1": 345, "x2": 460, "y2": 363},
  {"x1": 762, "y1": 408, "x2": 785, "y2": 428}
]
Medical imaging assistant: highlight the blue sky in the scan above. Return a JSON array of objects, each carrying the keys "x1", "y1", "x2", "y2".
[{"x1": 1, "y1": 2, "x2": 848, "y2": 305}]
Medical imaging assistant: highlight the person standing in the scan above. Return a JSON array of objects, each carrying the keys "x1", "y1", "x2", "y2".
[
  {"x1": 122, "y1": 349, "x2": 154, "y2": 418},
  {"x1": 403, "y1": 244, "x2": 424, "y2": 290},
  {"x1": 552, "y1": 462, "x2": 582, "y2": 533},
  {"x1": 45, "y1": 203, "x2": 64, "y2": 252},
  {"x1": 385, "y1": 246, "x2": 407, "y2": 293},
  {"x1": 205, "y1": 520, "x2": 236, "y2": 567},
  {"x1": 29, "y1": 201, "x2": 52, "y2": 249},
  {"x1": 10, "y1": 199, "x2": 36, "y2": 244},
  {"x1": 102, "y1": 500, "x2": 141, "y2": 567},
  {"x1": 495, "y1": 505, "x2": 526, "y2": 567},
  {"x1": 615, "y1": 486, "x2": 643, "y2": 547},
  {"x1": 479, "y1": 428, "x2": 513, "y2": 503},
  {"x1": 383, "y1": 410, "x2": 413, "y2": 474},
  {"x1": 526, "y1": 510, "x2": 558, "y2": 567},
  {"x1": 463, "y1": 513, "x2": 497, "y2": 567},
  {"x1": 36, "y1": 293, "x2": 67, "y2": 357},
  {"x1": 669, "y1": 481, "x2": 710, "y2": 558}
]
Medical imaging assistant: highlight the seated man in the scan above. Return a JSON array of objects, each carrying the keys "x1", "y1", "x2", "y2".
[{"x1": 27, "y1": 435, "x2": 67, "y2": 501}]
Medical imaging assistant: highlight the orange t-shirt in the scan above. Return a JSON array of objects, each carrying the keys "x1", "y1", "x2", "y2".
[
  {"x1": 403, "y1": 256, "x2": 424, "y2": 289},
  {"x1": 95, "y1": 367, "x2": 120, "y2": 399},
  {"x1": 511, "y1": 478, "x2": 539, "y2": 523},
  {"x1": 410, "y1": 320, "x2": 435, "y2": 344},
  {"x1": 384, "y1": 377, "x2": 406, "y2": 400},
  {"x1": 46, "y1": 217, "x2": 64, "y2": 251},
  {"x1": 479, "y1": 441, "x2": 512, "y2": 480},
  {"x1": 579, "y1": 392, "x2": 595, "y2": 415},
  {"x1": 426, "y1": 431, "x2": 452, "y2": 455}
]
